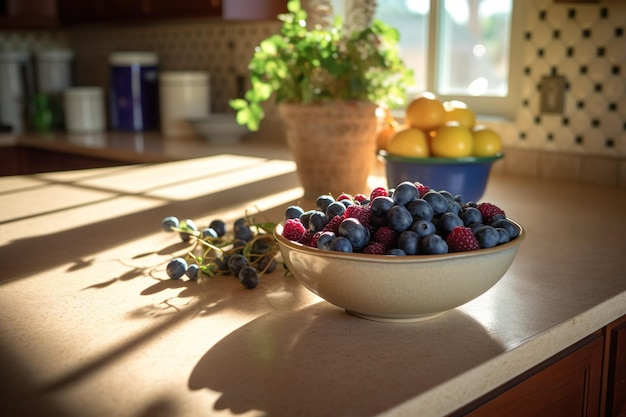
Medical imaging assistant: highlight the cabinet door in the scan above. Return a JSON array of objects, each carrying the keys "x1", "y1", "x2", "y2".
[
  {"x1": 147, "y1": 0, "x2": 221, "y2": 18},
  {"x1": 58, "y1": 0, "x2": 144, "y2": 24},
  {"x1": 0, "y1": 0, "x2": 58, "y2": 28},
  {"x1": 454, "y1": 333, "x2": 604, "y2": 417},
  {"x1": 607, "y1": 318, "x2": 626, "y2": 417}
]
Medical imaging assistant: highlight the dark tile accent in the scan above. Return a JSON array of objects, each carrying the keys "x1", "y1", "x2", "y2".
[
  {"x1": 612, "y1": 66, "x2": 620, "y2": 75},
  {"x1": 616, "y1": 27, "x2": 624, "y2": 37},
  {"x1": 580, "y1": 65, "x2": 588, "y2": 75},
  {"x1": 606, "y1": 138, "x2": 615, "y2": 148},
  {"x1": 562, "y1": 116, "x2": 570, "y2": 126},
  {"x1": 547, "y1": 132, "x2": 554, "y2": 142},
  {"x1": 535, "y1": 115, "x2": 542, "y2": 125},
  {"x1": 609, "y1": 102, "x2": 617, "y2": 112},
  {"x1": 539, "y1": 10, "x2": 547, "y2": 20},
  {"x1": 577, "y1": 100, "x2": 585, "y2": 109},
  {"x1": 597, "y1": 47, "x2": 605, "y2": 57},
  {"x1": 522, "y1": 98, "x2": 529, "y2": 107},
  {"x1": 553, "y1": 29, "x2": 560, "y2": 39},
  {"x1": 594, "y1": 83, "x2": 603, "y2": 93},
  {"x1": 525, "y1": 31, "x2": 532, "y2": 41},
  {"x1": 575, "y1": 136, "x2": 584, "y2": 145},
  {"x1": 568, "y1": 8, "x2": 576, "y2": 19},
  {"x1": 592, "y1": 118, "x2": 600, "y2": 128},
  {"x1": 582, "y1": 29, "x2": 591, "y2": 38},
  {"x1": 524, "y1": 66, "x2": 531, "y2": 75},
  {"x1": 537, "y1": 48, "x2": 544, "y2": 58},
  {"x1": 566, "y1": 47, "x2": 574, "y2": 57},
  {"x1": 600, "y1": 8, "x2": 608, "y2": 19},
  {"x1": 520, "y1": 131, "x2": 527, "y2": 140}
]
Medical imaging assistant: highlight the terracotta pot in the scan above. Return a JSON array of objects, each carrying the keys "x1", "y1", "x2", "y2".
[{"x1": 279, "y1": 101, "x2": 378, "y2": 198}]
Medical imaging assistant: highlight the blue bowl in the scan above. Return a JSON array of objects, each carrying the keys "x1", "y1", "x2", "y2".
[{"x1": 380, "y1": 152, "x2": 503, "y2": 202}]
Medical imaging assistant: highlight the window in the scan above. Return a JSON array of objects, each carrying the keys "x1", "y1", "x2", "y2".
[{"x1": 331, "y1": 0, "x2": 524, "y2": 119}]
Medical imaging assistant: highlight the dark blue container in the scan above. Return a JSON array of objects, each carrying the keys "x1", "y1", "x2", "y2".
[
  {"x1": 381, "y1": 152, "x2": 503, "y2": 202},
  {"x1": 109, "y1": 52, "x2": 159, "y2": 131}
]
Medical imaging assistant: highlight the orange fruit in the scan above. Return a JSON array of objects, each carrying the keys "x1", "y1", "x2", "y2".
[
  {"x1": 430, "y1": 123, "x2": 473, "y2": 158},
  {"x1": 472, "y1": 126, "x2": 502, "y2": 157},
  {"x1": 385, "y1": 127, "x2": 430, "y2": 158},
  {"x1": 443, "y1": 100, "x2": 476, "y2": 129},
  {"x1": 405, "y1": 94, "x2": 446, "y2": 131},
  {"x1": 376, "y1": 121, "x2": 398, "y2": 150}
]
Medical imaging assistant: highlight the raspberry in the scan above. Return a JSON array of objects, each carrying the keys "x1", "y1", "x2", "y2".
[
  {"x1": 282, "y1": 218, "x2": 306, "y2": 242},
  {"x1": 323, "y1": 214, "x2": 344, "y2": 234},
  {"x1": 477, "y1": 202, "x2": 506, "y2": 222},
  {"x1": 414, "y1": 181, "x2": 430, "y2": 198},
  {"x1": 337, "y1": 193, "x2": 353, "y2": 202},
  {"x1": 363, "y1": 241, "x2": 386, "y2": 254},
  {"x1": 369, "y1": 186, "x2": 388, "y2": 202},
  {"x1": 354, "y1": 193, "x2": 369, "y2": 204},
  {"x1": 344, "y1": 204, "x2": 372, "y2": 227},
  {"x1": 373, "y1": 226, "x2": 399, "y2": 251},
  {"x1": 300, "y1": 230, "x2": 315, "y2": 247},
  {"x1": 446, "y1": 226, "x2": 480, "y2": 252}
]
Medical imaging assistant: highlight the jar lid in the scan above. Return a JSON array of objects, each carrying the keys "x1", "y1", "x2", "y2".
[
  {"x1": 159, "y1": 71, "x2": 209, "y2": 84},
  {"x1": 64, "y1": 87, "x2": 104, "y2": 99},
  {"x1": 109, "y1": 52, "x2": 159, "y2": 66},
  {"x1": 36, "y1": 49, "x2": 74, "y2": 61}
]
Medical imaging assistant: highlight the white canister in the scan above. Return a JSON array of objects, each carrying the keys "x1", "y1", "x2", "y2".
[
  {"x1": 63, "y1": 87, "x2": 106, "y2": 133},
  {"x1": 159, "y1": 71, "x2": 210, "y2": 137},
  {"x1": 36, "y1": 49, "x2": 74, "y2": 94}
]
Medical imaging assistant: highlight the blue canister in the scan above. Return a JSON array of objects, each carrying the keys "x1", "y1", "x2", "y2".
[{"x1": 109, "y1": 52, "x2": 159, "y2": 131}]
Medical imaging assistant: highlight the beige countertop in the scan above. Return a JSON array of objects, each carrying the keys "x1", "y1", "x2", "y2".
[{"x1": 1, "y1": 149, "x2": 625, "y2": 417}]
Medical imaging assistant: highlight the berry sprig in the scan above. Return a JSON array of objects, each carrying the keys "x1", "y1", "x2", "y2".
[{"x1": 161, "y1": 214, "x2": 280, "y2": 289}]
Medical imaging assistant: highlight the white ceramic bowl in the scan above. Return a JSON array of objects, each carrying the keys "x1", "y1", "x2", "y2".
[
  {"x1": 274, "y1": 221, "x2": 525, "y2": 322},
  {"x1": 190, "y1": 113, "x2": 248, "y2": 144}
]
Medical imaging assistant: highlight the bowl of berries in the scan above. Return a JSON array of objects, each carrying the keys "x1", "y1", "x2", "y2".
[{"x1": 274, "y1": 181, "x2": 524, "y2": 322}]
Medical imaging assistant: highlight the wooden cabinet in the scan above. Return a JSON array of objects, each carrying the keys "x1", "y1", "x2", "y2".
[
  {"x1": 57, "y1": 0, "x2": 286, "y2": 25},
  {"x1": 0, "y1": 146, "x2": 130, "y2": 176},
  {"x1": 0, "y1": 0, "x2": 59, "y2": 29},
  {"x1": 449, "y1": 315, "x2": 626, "y2": 417},
  {"x1": 605, "y1": 316, "x2": 626, "y2": 417}
]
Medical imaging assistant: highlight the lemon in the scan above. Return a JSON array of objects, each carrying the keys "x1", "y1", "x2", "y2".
[
  {"x1": 405, "y1": 93, "x2": 446, "y2": 132},
  {"x1": 430, "y1": 123, "x2": 473, "y2": 158},
  {"x1": 443, "y1": 100, "x2": 476, "y2": 129},
  {"x1": 376, "y1": 120, "x2": 398, "y2": 151},
  {"x1": 386, "y1": 127, "x2": 430, "y2": 157},
  {"x1": 472, "y1": 126, "x2": 502, "y2": 157}
]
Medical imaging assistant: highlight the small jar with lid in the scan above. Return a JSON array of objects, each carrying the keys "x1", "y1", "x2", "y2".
[
  {"x1": 159, "y1": 71, "x2": 210, "y2": 137},
  {"x1": 63, "y1": 87, "x2": 106, "y2": 133}
]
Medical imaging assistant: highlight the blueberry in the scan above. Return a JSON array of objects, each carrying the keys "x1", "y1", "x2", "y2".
[
  {"x1": 257, "y1": 255, "x2": 277, "y2": 273},
  {"x1": 420, "y1": 234, "x2": 448, "y2": 254},
  {"x1": 454, "y1": 194, "x2": 465, "y2": 205},
  {"x1": 387, "y1": 205, "x2": 413, "y2": 232},
  {"x1": 238, "y1": 266, "x2": 260, "y2": 289},
  {"x1": 338, "y1": 218, "x2": 370, "y2": 251},
  {"x1": 325, "y1": 201, "x2": 346, "y2": 220},
  {"x1": 437, "y1": 212, "x2": 464, "y2": 238},
  {"x1": 460, "y1": 207, "x2": 483, "y2": 226},
  {"x1": 392, "y1": 181, "x2": 419, "y2": 206},
  {"x1": 308, "y1": 210, "x2": 328, "y2": 232},
  {"x1": 468, "y1": 222, "x2": 484, "y2": 235},
  {"x1": 341, "y1": 199, "x2": 356, "y2": 208},
  {"x1": 422, "y1": 191, "x2": 448, "y2": 215},
  {"x1": 235, "y1": 223, "x2": 253, "y2": 242},
  {"x1": 406, "y1": 198, "x2": 434, "y2": 221},
  {"x1": 398, "y1": 230, "x2": 420, "y2": 255},
  {"x1": 475, "y1": 225, "x2": 500, "y2": 248},
  {"x1": 370, "y1": 214, "x2": 387, "y2": 228},
  {"x1": 251, "y1": 239, "x2": 271, "y2": 254},
  {"x1": 299, "y1": 210, "x2": 315, "y2": 228},
  {"x1": 179, "y1": 219, "x2": 198, "y2": 242},
  {"x1": 161, "y1": 216, "x2": 179, "y2": 232},
  {"x1": 209, "y1": 219, "x2": 227, "y2": 237},
  {"x1": 329, "y1": 236, "x2": 353, "y2": 252},
  {"x1": 439, "y1": 190, "x2": 455, "y2": 201},
  {"x1": 490, "y1": 218, "x2": 520, "y2": 239},
  {"x1": 215, "y1": 255, "x2": 230, "y2": 271},
  {"x1": 186, "y1": 263, "x2": 199, "y2": 280},
  {"x1": 285, "y1": 205, "x2": 305, "y2": 220},
  {"x1": 370, "y1": 196, "x2": 395, "y2": 217},
  {"x1": 387, "y1": 248, "x2": 406, "y2": 256},
  {"x1": 488, "y1": 213, "x2": 507, "y2": 225},
  {"x1": 316, "y1": 195, "x2": 335, "y2": 213},
  {"x1": 201, "y1": 227, "x2": 218, "y2": 239},
  {"x1": 316, "y1": 231, "x2": 336, "y2": 250},
  {"x1": 228, "y1": 253, "x2": 249, "y2": 276},
  {"x1": 411, "y1": 219, "x2": 436, "y2": 238},
  {"x1": 446, "y1": 200, "x2": 463, "y2": 215},
  {"x1": 166, "y1": 258, "x2": 187, "y2": 279},
  {"x1": 496, "y1": 228, "x2": 511, "y2": 244}
]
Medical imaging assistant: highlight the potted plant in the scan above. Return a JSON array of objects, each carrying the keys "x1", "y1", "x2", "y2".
[{"x1": 230, "y1": 0, "x2": 413, "y2": 198}]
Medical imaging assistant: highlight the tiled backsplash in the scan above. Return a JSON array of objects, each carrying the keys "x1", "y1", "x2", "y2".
[{"x1": 1, "y1": 0, "x2": 624, "y2": 186}]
